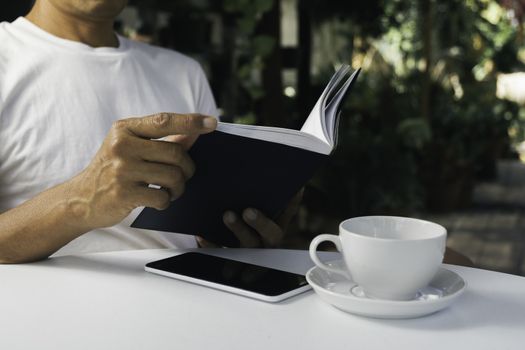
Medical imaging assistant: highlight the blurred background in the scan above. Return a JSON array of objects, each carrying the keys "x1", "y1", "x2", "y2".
[{"x1": 4, "y1": 0, "x2": 525, "y2": 275}]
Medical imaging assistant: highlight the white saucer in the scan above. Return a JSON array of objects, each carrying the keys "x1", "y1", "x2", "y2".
[{"x1": 306, "y1": 260, "x2": 467, "y2": 319}]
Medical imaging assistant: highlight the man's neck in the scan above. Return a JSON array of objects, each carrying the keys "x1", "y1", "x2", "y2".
[{"x1": 26, "y1": 1, "x2": 118, "y2": 48}]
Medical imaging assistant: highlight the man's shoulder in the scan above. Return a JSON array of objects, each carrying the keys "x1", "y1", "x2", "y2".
[
  {"x1": 0, "y1": 21, "x2": 23, "y2": 53},
  {"x1": 123, "y1": 37, "x2": 201, "y2": 73},
  {"x1": 0, "y1": 21, "x2": 12, "y2": 48},
  {"x1": 0, "y1": 22, "x2": 15, "y2": 72},
  {"x1": 0, "y1": 21, "x2": 18, "y2": 45},
  {"x1": 0, "y1": 21, "x2": 9, "y2": 34}
]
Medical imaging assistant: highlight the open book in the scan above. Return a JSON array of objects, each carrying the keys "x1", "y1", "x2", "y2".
[
  {"x1": 131, "y1": 65, "x2": 361, "y2": 246},
  {"x1": 217, "y1": 65, "x2": 359, "y2": 154}
]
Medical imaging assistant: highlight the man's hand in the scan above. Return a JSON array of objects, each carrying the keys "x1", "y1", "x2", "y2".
[
  {"x1": 69, "y1": 113, "x2": 217, "y2": 230},
  {"x1": 197, "y1": 189, "x2": 304, "y2": 248}
]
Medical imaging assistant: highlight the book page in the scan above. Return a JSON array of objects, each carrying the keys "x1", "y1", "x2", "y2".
[
  {"x1": 211, "y1": 65, "x2": 358, "y2": 156},
  {"x1": 300, "y1": 65, "x2": 351, "y2": 144},
  {"x1": 217, "y1": 122, "x2": 332, "y2": 154},
  {"x1": 325, "y1": 70, "x2": 358, "y2": 141}
]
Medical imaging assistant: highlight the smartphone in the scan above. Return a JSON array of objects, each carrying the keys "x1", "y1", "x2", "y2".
[{"x1": 145, "y1": 252, "x2": 311, "y2": 303}]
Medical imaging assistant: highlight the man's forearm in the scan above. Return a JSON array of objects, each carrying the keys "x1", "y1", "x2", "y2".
[
  {"x1": 0, "y1": 180, "x2": 90, "y2": 263},
  {"x1": 0, "y1": 113, "x2": 216, "y2": 264}
]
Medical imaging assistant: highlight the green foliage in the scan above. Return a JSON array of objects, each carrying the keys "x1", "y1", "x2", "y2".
[
  {"x1": 310, "y1": 69, "x2": 426, "y2": 216},
  {"x1": 308, "y1": 0, "x2": 524, "y2": 215},
  {"x1": 252, "y1": 35, "x2": 276, "y2": 58},
  {"x1": 397, "y1": 118, "x2": 432, "y2": 149},
  {"x1": 310, "y1": 0, "x2": 386, "y2": 37},
  {"x1": 146, "y1": 0, "x2": 524, "y2": 214},
  {"x1": 224, "y1": 0, "x2": 274, "y2": 20},
  {"x1": 221, "y1": 0, "x2": 276, "y2": 123}
]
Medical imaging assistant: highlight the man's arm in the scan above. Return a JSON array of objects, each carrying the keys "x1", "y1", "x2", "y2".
[
  {"x1": 0, "y1": 113, "x2": 217, "y2": 263},
  {"x1": 0, "y1": 180, "x2": 90, "y2": 263}
]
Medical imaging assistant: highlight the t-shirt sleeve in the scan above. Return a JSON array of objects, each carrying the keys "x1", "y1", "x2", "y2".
[{"x1": 193, "y1": 63, "x2": 220, "y2": 119}]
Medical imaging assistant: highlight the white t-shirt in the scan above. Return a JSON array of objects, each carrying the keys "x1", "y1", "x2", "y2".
[{"x1": 0, "y1": 17, "x2": 219, "y2": 256}]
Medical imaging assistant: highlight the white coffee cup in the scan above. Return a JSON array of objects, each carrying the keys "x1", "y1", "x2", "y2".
[{"x1": 309, "y1": 216, "x2": 446, "y2": 301}]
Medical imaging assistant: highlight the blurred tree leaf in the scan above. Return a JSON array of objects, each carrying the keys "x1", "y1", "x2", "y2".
[
  {"x1": 253, "y1": 35, "x2": 276, "y2": 58},
  {"x1": 397, "y1": 118, "x2": 432, "y2": 149},
  {"x1": 237, "y1": 16, "x2": 257, "y2": 34},
  {"x1": 253, "y1": 0, "x2": 274, "y2": 13}
]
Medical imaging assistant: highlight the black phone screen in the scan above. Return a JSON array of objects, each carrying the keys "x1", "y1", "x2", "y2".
[{"x1": 146, "y1": 252, "x2": 308, "y2": 296}]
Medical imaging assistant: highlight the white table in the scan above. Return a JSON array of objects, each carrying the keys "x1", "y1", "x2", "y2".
[{"x1": 1, "y1": 248, "x2": 524, "y2": 350}]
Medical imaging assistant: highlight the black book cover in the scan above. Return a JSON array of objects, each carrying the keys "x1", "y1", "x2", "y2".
[{"x1": 131, "y1": 130, "x2": 327, "y2": 247}]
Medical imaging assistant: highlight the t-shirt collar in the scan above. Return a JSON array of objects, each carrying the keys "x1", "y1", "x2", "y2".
[{"x1": 12, "y1": 16, "x2": 129, "y2": 55}]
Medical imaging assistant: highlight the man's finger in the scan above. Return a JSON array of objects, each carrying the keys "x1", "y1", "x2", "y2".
[
  {"x1": 163, "y1": 134, "x2": 199, "y2": 151},
  {"x1": 120, "y1": 113, "x2": 217, "y2": 139},
  {"x1": 133, "y1": 186, "x2": 171, "y2": 211},
  {"x1": 242, "y1": 208, "x2": 284, "y2": 248},
  {"x1": 223, "y1": 211, "x2": 261, "y2": 248},
  {"x1": 277, "y1": 188, "x2": 304, "y2": 228},
  {"x1": 128, "y1": 161, "x2": 186, "y2": 200},
  {"x1": 133, "y1": 139, "x2": 195, "y2": 180}
]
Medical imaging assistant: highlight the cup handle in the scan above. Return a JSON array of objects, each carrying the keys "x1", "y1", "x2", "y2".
[{"x1": 309, "y1": 234, "x2": 347, "y2": 275}]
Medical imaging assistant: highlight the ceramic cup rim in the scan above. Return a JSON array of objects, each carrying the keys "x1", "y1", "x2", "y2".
[{"x1": 339, "y1": 215, "x2": 446, "y2": 242}]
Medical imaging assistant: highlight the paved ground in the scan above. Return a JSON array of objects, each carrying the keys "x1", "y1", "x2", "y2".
[{"x1": 422, "y1": 160, "x2": 525, "y2": 276}]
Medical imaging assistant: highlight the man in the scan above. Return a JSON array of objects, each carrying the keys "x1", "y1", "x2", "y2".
[
  {"x1": 0, "y1": 0, "x2": 472, "y2": 266},
  {"x1": 0, "y1": 0, "x2": 298, "y2": 263}
]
